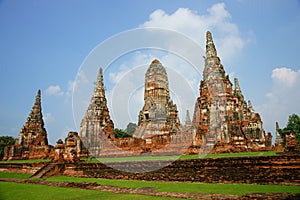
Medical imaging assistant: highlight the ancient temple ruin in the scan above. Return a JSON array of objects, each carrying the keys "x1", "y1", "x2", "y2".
[
  {"x1": 53, "y1": 131, "x2": 89, "y2": 163},
  {"x1": 79, "y1": 32, "x2": 271, "y2": 156},
  {"x1": 3, "y1": 90, "x2": 53, "y2": 160},
  {"x1": 133, "y1": 59, "x2": 181, "y2": 139},
  {"x1": 2, "y1": 31, "x2": 279, "y2": 161},
  {"x1": 185, "y1": 110, "x2": 192, "y2": 130},
  {"x1": 80, "y1": 68, "x2": 115, "y2": 156},
  {"x1": 273, "y1": 122, "x2": 284, "y2": 151},
  {"x1": 191, "y1": 31, "x2": 266, "y2": 153}
]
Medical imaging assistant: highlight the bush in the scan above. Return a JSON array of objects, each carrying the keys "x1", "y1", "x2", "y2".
[
  {"x1": 0, "y1": 136, "x2": 16, "y2": 159},
  {"x1": 114, "y1": 128, "x2": 131, "y2": 138}
]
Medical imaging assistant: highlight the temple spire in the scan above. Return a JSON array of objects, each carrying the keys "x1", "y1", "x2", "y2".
[
  {"x1": 248, "y1": 100, "x2": 254, "y2": 112},
  {"x1": 276, "y1": 121, "x2": 280, "y2": 131},
  {"x1": 93, "y1": 67, "x2": 105, "y2": 99},
  {"x1": 275, "y1": 121, "x2": 283, "y2": 147},
  {"x1": 80, "y1": 66, "x2": 115, "y2": 147},
  {"x1": 234, "y1": 78, "x2": 241, "y2": 92},
  {"x1": 34, "y1": 89, "x2": 41, "y2": 106},
  {"x1": 206, "y1": 31, "x2": 218, "y2": 58},
  {"x1": 185, "y1": 109, "x2": 192, "y2": 128},
  {"x1": 275, "y1": 121, "x2": 281, "y2": 138},
  {"x1": 203, "y1": 31, "x2": 223, "y2": 81},
  {"x1": 20, "y1": 89, "x2": 48, "y2": 146},
  {"x1": 26, "y1": 89, "x2": 43, "y2": 126},
  {"x1": 234, "y1": 78, "x2": 244, "y2": 99}
]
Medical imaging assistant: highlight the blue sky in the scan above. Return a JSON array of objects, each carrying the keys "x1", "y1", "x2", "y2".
[{"x1": 0, "y1": 0, "x2": 299, "y2": 145}]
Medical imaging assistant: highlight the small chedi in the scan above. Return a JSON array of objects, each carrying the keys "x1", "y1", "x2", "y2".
[
  {"x1": 191, "y1": 31, "x2": 269, "y2": 153},
  {"x1": 274, "y1": 122, "x2": 284, "y2": 150},
  {"x1": 3, "y1": 90, "x2": 53, "y2": 160},
  {"x1": 53, "y1": 131, "x2": 89, "y2": 163}
]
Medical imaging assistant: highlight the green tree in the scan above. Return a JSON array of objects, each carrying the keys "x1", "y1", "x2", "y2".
[
  {"x1": 114, "y1": 128, "x2": 131, "y2": 138},
  {"x1": 0, "y1": 136, "x2": 16, "y2": 159},
  {"x1": 280, "y1": 114, "x2": 300, "y2": 147},
  {"x1": 125, "y1": 122, "x2": 137, "y2": 135}
]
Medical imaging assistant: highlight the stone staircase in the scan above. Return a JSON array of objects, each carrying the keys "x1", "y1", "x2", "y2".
[{"x1": 30, "y1": 163, "x2": 64, "y2": 179}]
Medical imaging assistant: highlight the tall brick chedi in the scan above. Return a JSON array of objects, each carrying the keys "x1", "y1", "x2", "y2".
[
  {"x1": 133, "y1": 59, "x2": 181, "y2": 139},
  {"x1": 3, "y1": 90, "x2": 52, "y2": 160},
  {"x1": 192, "y1": 31, "x2": 265, "y2": 152},
  {"x1": 18, "y1": 90, "x2": 48, "y2": 146},
  {"x1": 80, "y1": 68, "x2": 115, "y2": 156}
]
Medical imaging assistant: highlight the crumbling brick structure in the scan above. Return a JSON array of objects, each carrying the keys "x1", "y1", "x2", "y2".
[
  {"x1": 53, "y1": 132, "x2": 89, "y2": 163},
  {"x1": 3, "y1": 90, "x2": 53, "y2": 160},
  {"x1": 192, "y1": 32, "x2": 267, "y2": 153}
]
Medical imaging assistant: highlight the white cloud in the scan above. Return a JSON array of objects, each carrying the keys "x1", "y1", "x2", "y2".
[
  {"x1": 257, "y1": 67, "x2": 300, "y2": 135},
  {"x1": 271, "y1": 67, "x2": 300, "y2": 87},
  {"x1": 45, "y1": 85, "x2": 64, "y2": 96},
  {"x1": 141, "y1": 3, "x2": 250, "y2": 62},
  {"x1": 66, "y1": 80, "x2": 75, "y2": 97}
]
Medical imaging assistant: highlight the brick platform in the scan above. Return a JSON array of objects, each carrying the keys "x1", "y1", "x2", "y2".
[
  {"x1": 1, "y1": 154, "x2": 299, "y2": 185},
  {"x1": 65, "y1": 154, "x2": 300, "y2": 185}
]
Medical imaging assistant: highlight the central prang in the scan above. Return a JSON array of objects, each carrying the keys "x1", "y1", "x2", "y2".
[{"x1": 133, "y1": 59, "x2": 181, "y2": 139}]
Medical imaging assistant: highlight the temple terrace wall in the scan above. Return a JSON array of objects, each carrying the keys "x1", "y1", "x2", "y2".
[
  {"x1": 1, "y1": 154, "x2": 299, "y2": 185},
  {"x1": 67, "y1": 154, "x2": 300, "y2": 185},
  {"x1": 0, "y1": 162, "x2": 46, "y2": 174}
]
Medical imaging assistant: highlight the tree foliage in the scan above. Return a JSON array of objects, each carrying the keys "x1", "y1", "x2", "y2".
[
  {"x1": 285, "y1": 114, "x2": 300, "y2": 133},
  {"x1": 114, "y1": 128, "x2": 131, "y2": 138},
  {"x1": 0, "y1": 136, "x2": 16, "y2": 159},
  {"x1": 125, "y1": 122, "x2": 137, "y2": 135},
  {"x1": 280, "y1": 114, "x2": 300, "y2": 147}
]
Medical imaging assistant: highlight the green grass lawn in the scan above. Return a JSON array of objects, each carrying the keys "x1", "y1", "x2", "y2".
[
  {"x1": 0, "y1": 172, "x2": 30, "y2": 179},
  {"x1": 46, "y1": 175, "x2": 300, "y2": 196},
  {"x1": 0, "y1": 182, "x2": 180, "y2": 200},
  {"x1": 0, "y1": 172, "x2": 299, "y2": 198}
]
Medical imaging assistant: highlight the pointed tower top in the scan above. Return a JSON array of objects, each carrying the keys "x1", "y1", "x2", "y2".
[
  {"x1": 203, "y1": 31, "x2": 223, "y2": 81},
  {"x1": 275, "y1": 121, "x2": 283, "y2": 144},
  {"x1": 34, "y1": 89, "x2": 41, "y2": 106},
  {"x1": 148, "y1": 59, "x2": 166, "y2": 73},
  {"x1": 248, "y1": 100, "x2": 254, "y2": 112},
  {"x1": 234, "y1": 78, "x2": 241, "y2": 92},
  {"x1": 234, "y1": 78, "x2": 244, "y2": 99},
  {"x1": 152, "y1": 59, "x2": 160, "y2": 64},
  {"x1": 185, "y1": 110, "x2": 191, "y2": 127},
  {"x1": 93, "y1": 67, "x2": 105, "y2": 99},
  {"x1": 276, "y1": 121, "x2": 280, "y2": 130},
  {"x1": 206, "y1": 31, "x2": 218, "y2": 58},
  {"x1": 27, "y1": 89, "x2": 43, "y2": 125}
]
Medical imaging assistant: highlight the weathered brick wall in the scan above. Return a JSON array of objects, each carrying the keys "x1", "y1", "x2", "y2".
[
  {"x1": 0, "y1": 162, "x2": 46, "y2": 174},
  {"x1": 1, "y1": 155, "x2": 299, "y2": 185},
  {"x1": 67, "y1": 155, "x2": 300, "y2": 185}
]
